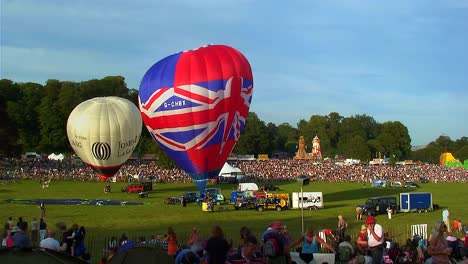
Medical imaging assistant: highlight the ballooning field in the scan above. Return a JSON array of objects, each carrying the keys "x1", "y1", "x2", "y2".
[{"x1": 1, "y1": 180, "x2": 466, "y2": 245}]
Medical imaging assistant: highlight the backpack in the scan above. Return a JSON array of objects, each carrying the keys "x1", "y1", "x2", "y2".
[
  {"x1": 338, "y1": 246, "x2": 352, "y2": 262},
  {"x1": 263, "y1": 232, "x2": 283, "y2": 257}
]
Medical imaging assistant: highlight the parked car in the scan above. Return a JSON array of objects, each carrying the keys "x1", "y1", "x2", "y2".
[
  {"x1": 121, "y1": 184, "x2": 145, "y2": 193},
  {"x1": 180, "y1": 192, "x2": 200, "y2": 203},
  {"x1": 404, "y1": 181, "x2": 420, "y2": 188},
  {"x1": 262, "y1": 184, "x2": 280, "y2": 191},
  {"x1": 419, "y1": 177, "x2": 429, "y2": 183},
  {"x1": 234, "y1": 197, "x2": 258, "y2": 210},
  {"x1": 390, "y1": 181, "x2": 403, "y2": 188},
  {"x1": 358, "y1": 196, "x2": 398, "y2": 216},
  {"x1": 165, "y1": 197, "x2": 181, "y2": 205}
]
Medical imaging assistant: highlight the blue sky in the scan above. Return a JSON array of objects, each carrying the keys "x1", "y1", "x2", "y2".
[{"x1": 1, "y1": 0, "x2": 467, "y2": 146}]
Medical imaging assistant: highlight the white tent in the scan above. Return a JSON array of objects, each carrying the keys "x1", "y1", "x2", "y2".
[
  {"x1": 219, "y1": 163, "x2": 242, "y2": 176},
  {"x1": 48, "y1": 153, "x2": 64, "y2": 161}
]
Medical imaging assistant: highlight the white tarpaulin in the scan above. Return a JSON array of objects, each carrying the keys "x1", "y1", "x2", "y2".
[{"x1": 48, "y1": 153, "x2": 64, "y2": 161}]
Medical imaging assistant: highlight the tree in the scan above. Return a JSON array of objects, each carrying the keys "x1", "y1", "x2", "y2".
[
  {"x1": 337, "y1": 116, "x2": 367, "y2": 158},
  {"x1": 37, "y1": 80, "x2": 68, "y2": 152},
  {"x1": 455, "y1": 145, "x2": 468, "y2": 163},
  {"x1": 432, "y1": 135, "x2": 455, "y2": 153},
  {"x1": 377, "y1": 121, "x2": 411, "y2": 161},
  {"x1": 266, "y1": 122, "x2": 281, "y2": 154},
  {"x1": 326, "y1": 112, "x2": 342, "y2": 154},
  {"x1": 6, "y1": 82, "x2": 45, "y2": 152},
  {"x1": 234, "y1": 112, "x2": 270, "y2": 155},
  {"x1": 277, "y1": 123, "x2": 298, "y2": 156},
  {"x1": 354, "y1": 114, "x2": 380, "y2": 140}
]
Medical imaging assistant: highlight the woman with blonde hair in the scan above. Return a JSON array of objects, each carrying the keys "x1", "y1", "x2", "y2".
[
  {"x1": 356, "y1": 224, "x2": 368, "y2": 255},
  {"x1": 337, "y1": 215, "x2": 348, "y2": 240},
  {"x1": 427, "y1": 221, "x2": 452, "y2": 263},
  {"x1": 187, "y1": 226, "x2": 203, "y2": 257}
]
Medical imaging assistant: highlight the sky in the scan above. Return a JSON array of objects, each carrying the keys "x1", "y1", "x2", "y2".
[{"x1": 1, "y1": 0, "x2": 467, "y2": 146}]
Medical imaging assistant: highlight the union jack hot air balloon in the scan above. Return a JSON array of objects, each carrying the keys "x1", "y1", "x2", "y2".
[{"x1": 139, "y1": 45, "x2": 253, "y2": 191}]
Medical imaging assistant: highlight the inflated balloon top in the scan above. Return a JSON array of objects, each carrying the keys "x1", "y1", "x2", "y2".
[
  {"x1": 67, "y1": 96, "x2": 142, "y2": 181},
  {"x1": 139, "y1": 44, "x2": 253, "y2": 190}
]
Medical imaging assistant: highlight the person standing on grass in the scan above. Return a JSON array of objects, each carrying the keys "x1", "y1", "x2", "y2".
[
  {"x1": 454, "y1": 219, "x2": 459, "y2": 234},
  {"x1": 7, "y1": 217, "x2": 14, "y2": 229},
  {"x1": 337, "y1": 215, "x2": 348, "y2": 240},
  {"x1": 442, "y1": 208, "x2": 451, "y2": 232},
  {"x1": 387, "y1": 205, "x2": 393, "y2": 220},
  {"x1": 31, "y1": 217, "x2": 38, "y2": 246},
  {"x1": 39, "y1": 218, "x2": 47, "y2": 241},
  {"x1": 40, "y1": 202, "x2": 46, "y2": 219},
  {"x1": 356, "y1": 206, "x2": 363, "y2": 220}
]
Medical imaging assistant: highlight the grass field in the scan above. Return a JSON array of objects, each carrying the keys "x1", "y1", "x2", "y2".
[{"x1": 1, "y1": 180, "x2": 467, "y2": 261}]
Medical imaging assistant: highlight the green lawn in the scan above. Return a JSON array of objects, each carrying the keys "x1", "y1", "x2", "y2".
[{"x1": 1, "y1": 180, "x2": 467, "y2": 261}]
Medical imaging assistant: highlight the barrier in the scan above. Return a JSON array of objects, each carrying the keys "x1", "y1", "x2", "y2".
[{"x1": 411, "y1": 224, "x2": 428, "y2": 246}]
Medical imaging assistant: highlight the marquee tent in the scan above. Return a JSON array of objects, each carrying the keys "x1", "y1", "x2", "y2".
[
  {"x1": 48, "y1": 153, "x2": 64, "y2": 161},
  {"x1": 219, "y1": 162, "x2": 243, "y2": 176}
]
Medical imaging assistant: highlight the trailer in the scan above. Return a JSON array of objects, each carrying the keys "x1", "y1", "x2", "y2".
[
  {"x1": 400, "y1": 192, "x2": 433, "y2": 213},
  {"x1": 291, "y1": 192, "x2": 323, "y2": 210}
]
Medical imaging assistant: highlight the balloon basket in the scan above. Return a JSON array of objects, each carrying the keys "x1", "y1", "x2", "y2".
[{"x1": 202, "y1": 202, "x2": 214, "y2": 212}]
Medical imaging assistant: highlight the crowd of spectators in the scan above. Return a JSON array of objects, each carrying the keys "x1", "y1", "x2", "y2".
[
  {"x1": 1, "y1": 157, "x2": 467, "y2": 184},
  {"x1": 4, "y1": 215, "x2": 468, "y2": 264}
]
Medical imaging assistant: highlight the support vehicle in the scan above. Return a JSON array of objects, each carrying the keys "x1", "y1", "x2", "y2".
[
  {"x1": 256, "y1": 196, "x2": 288, "y2": 211},
  {"x1": 291, "y1": 192, "x2": 323, "y2": 210},
  {"x1": 400, "y1": 192, "x2": 433, "y2": 213},
  {"x1": 121, "y1": 184, "x2": 144, "y2": 193},
  {"x1": 358, "y1": 196, "x2": 398, "y2": 216},
  {"x1": 197, "y1": 188, "x2": 225, "y2": 205}
]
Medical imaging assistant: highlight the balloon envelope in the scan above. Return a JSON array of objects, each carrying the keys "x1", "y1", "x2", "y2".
[
  {"x1": 139, "y1": 45, "x2": 253, "y2": 190},
  {"x1": 67, "y1": 96, "x2": 142, "y2": 181}
]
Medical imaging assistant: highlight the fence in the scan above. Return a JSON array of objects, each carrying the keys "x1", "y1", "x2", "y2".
[{"x1": 1, "y1": 224, "x2": 432, "y2": 263}]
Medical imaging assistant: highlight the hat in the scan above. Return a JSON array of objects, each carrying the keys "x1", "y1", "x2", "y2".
[
  {"x1": 11, "y1": 226, "x2": 20, "y2": 233},
  {"x1": 365, "y1": 216, "x2": 376, "y2": 224},
  {"x1": 270, "y1": 221, "x2": 283, "y2": 230}
]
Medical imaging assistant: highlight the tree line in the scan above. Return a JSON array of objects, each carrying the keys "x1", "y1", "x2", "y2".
[{"x1": 1, "y1": 77, "x2": 467, "y2": 165}]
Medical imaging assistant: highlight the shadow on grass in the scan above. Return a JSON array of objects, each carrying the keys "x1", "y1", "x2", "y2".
[{"x1": 325, "y1": 187, "x2": 415, "y2": 202}]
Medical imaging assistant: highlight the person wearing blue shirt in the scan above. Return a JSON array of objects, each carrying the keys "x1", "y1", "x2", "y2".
[{"x1": 175, "y1": 248, "x2": 200, "y2": 264}]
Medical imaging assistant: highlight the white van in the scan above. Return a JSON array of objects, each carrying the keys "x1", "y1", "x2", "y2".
[
  {"x1": 237, "y1": 183, "x2": 259, "y2": 192},
  {"x1": 291, "y1": 192, "x2": 323, "y2": 210}
]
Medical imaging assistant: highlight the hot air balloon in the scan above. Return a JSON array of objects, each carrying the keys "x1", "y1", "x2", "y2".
[
  {"x1": 139, "y1": 45, "x2": 253, "y2": 191},
  {"x1": 67, "y1": 96, "x2": 142, "y2": 181}
]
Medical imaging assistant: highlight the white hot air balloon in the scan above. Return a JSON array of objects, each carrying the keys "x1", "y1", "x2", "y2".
[{"x1": 67, "y1": 96, "x2": 142, "y2": 181}]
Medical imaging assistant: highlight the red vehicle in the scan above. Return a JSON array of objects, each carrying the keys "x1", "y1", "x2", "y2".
[{"x1": 121, "y1": 184, "x2": 144, "y2": 193}]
